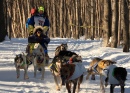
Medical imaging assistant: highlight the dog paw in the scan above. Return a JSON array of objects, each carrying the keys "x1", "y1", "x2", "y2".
[
  {"x1": 59, "y1": 84, "x2": 62, "y2": 88},
  {"x1": 76, "y1": 88, "x2": 79, "y2": 93},
  {"x1": 56, "y1": 88, "x2": 60, "y2": 91},
  {"x1": 56, "y1": 86, "x2": 60, "y2": 91}
]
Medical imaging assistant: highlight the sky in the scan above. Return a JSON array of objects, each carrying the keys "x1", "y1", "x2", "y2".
[{"x1": 0, "y1": 37, "x2": 130, "y2": 93}]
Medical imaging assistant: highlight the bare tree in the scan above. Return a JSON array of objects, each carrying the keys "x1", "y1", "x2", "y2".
[
  {"x1": 59, "y1": 0, "x2": 63, "y2": 38},
  {"x1": 102, "y1": 0, "x2": 110, "y2": 47},
  {"x1": 90, "y1": 0, "x2": 94, "y2": 40},
  {"x1": 3, "y1": 0, "x2": 129, "y2": 50},
  {"x1": 118, "y1": 0, "x2": 121, "y2": 46},
  {"x1": 75, "y1": 0, "x2": 79, "y2": 39},
  {"x1": 122, "y1": 0, "x2": 129, "y2": 52},
  {"x1": 111, "y1": 0, "x2": 118, "y2": 48},
  {"x1": 0, "y1": 0, "x2": 7, "y2": 42}
]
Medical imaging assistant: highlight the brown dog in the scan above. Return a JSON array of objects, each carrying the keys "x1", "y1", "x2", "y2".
[
  {"x1": 86, "y1": 58, "x2": 116, "y2": 93},
  {"x1": 49, "y1": 54, "x2": 82, "y2": 91},
  {"x1": 86, "y1": 58, "x2": 116, "y2": 80},
  {"x1": 60, "y1": 63, "x2": 85, "y2": 93}
]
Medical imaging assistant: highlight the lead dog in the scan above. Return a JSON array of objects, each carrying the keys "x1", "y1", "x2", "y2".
[
  {"x1": 14, "y1": 53, "x2": 29, "y2": 80},
  {"x1": 33, "y1": 53, "x2": 45, "y2": 80},
  {"x1": 60, "y1": 63, "x2": 86, "y2": 93},
  {"x1": 31, "y1": 43, "x2": 46, "y2": 80}
]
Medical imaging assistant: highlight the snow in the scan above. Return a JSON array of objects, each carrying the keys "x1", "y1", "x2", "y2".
[{"x1": 0, "y1": 38, "x2": 130, "y2": 93}]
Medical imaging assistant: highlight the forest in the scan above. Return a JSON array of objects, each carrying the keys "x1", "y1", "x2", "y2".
[{"x1": 0, "y1": 0, "x2": 130, "y2": 52}]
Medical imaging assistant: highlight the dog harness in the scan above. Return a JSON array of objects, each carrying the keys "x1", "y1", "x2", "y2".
[
  {"x1": 69, "y1": 63, "x2": 86, "y2": 80},
  {"x1": 21, "y1": 57, "x2": 30, "y2": 67},
  {"x1": 93, "y1": 62, "x2": 99, "y2": 73},
  {"x1": 108, "y1": 65, "x2": 119, "y2": 84},
  {"x1": 101, "y1": 65, "x2": 119, "y2": 84},
  {"x1": 48, "y1": 63, "x2": 59, "y2": 73},
  {"x1": 19, "y1": 61, "x2": 27, "y2": 67}
]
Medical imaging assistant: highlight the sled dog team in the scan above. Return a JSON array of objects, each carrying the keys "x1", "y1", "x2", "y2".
[{"x1": 14, "y1": 43, "x2": 127, "y2": 93}]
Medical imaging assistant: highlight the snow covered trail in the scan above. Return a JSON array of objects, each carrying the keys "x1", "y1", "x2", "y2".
[{"x1": 0, "y1": 38, "x2": 130, "y2": 93}]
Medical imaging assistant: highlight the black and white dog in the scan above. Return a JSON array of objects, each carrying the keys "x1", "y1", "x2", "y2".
[
  {"x1": 100, "y1": 64, "x2": 127, "y2": 93},
  {"x1": 14, "y1": 53, "x2": 29, "y2": 80},
  {"x1": 105, "y1": 65, "x2": 127, "y2": 93}
]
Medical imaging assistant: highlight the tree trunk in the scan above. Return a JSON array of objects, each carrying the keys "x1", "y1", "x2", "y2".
[
  {"x1": 102, "y1": 0, "x2": 110, "y2": 47},
  {"x1": 75, "y1": 0, "x2": 79, "y2": 39},
  {"x1": 129, "y1": 0, "x2": 130, "y2": 46},
  {"x1": 91, "y1": 0, "x2": 94, "y2": 40},
  {"x1": 67, "y1": 0, "x2": 72, "y2": 38},
  {"x1": 52, "y1": 0, "x2": 56, "y2": 37},
  {"x1": 0, "y1": 0, "x2": 7, "y2": 42},
  {"x1": 59, "y1": 0, "x2": 63, "y2": 38},
  {"x1": 111, "y1": 0, "x2": 118, "y2": 48},
  {"x1": 122, "y1": 0, "x2": 129, "y2": 52},
  {"x1": 118, "y1": 0, "x2": 121, "y2": 46}
]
